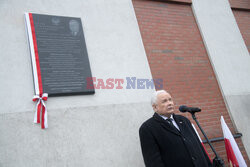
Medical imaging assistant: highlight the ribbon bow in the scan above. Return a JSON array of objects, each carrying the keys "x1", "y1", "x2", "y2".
[{"x1": 33, "y1": 93, "x2": 48, "y2": 129}]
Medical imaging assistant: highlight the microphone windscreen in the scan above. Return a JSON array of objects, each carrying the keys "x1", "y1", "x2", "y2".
[{"x1": 179, "y1": 105, "x2": 188, "y2": 113}]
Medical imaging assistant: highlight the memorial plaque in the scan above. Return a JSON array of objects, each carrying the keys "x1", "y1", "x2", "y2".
[{"x1": 25, "y1": 13, "x2": 94, "y2": 96}]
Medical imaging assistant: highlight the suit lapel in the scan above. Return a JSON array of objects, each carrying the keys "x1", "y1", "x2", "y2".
[
  {"x1": 173, "y1": 114, "x2": 185, "y2": 132},
  {"x1": 153, "y1": 113, "x2": 181, "y2": 136}
]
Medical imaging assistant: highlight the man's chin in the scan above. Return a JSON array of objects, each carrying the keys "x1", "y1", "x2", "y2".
[
  {"x1": 168, "y1": 111, "x2": 175, "y2": 115},
  {"x1": 162, "y1": 111, "x2": 174, "y2": 117},
  {"x1": 168, "y1": 109, "x2": 174, "y2": 113}
]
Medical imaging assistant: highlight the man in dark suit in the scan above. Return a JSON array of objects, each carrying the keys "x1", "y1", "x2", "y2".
[{"x1": 139, "y1": 90, "x2": 212, "y2": 167}]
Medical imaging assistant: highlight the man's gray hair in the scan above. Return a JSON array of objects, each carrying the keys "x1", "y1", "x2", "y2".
[{"x1": 151, "y1": 90, "x2": 168, "y2": 105}]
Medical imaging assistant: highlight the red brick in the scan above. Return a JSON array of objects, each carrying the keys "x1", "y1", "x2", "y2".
[
  {"x1": 133, "y1": 0, "x2": 250, "y2": 165},
  {"x1": 229, "y1": 0, "x2": 250, "y2": 10},
  {"x1": 233, "y1": 10, "x2": 250, "y2": 53}
]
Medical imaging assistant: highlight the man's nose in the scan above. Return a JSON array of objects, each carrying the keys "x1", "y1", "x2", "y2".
[{"x1": 167, "y1": 101, "x2": 173, "y2": 105}]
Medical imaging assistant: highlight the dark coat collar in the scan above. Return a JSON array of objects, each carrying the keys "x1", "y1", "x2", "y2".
[{"x1": 153, "y1": 113, "x2": 181, "y2": 136}]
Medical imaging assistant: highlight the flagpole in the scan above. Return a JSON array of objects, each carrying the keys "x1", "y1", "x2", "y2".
[{"x1": 191, "y1": 113, "x2": 225, "y2": 167}]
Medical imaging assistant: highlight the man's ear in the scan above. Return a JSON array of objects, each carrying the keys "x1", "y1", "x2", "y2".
[{"x1": 152, "y1": 104, "x2": 157, "y2": 112}]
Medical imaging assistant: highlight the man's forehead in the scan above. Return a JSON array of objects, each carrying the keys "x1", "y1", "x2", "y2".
[{"x1": 157, "y1": 92, "x2": 171, "y2": 99}]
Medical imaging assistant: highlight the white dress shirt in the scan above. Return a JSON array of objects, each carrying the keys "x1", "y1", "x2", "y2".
[{"x1": 159, "y1": 114, "x2": 180, "y2": 131}]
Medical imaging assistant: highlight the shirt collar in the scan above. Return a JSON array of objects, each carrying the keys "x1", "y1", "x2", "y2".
[{"x1": 158, "y1": 113, "x2": 173, "y2": 120}]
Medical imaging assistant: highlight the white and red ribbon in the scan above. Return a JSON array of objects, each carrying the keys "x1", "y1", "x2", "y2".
[
  {"x1": 33, "y1": 93, "x2": 48, "y2": 129},
  {"x1": 25, "y1": 12, "x2": 50, "y2": 129}
]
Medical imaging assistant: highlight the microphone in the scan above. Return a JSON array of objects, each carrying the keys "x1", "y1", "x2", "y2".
[{"x1": 179, "y1": 105, "x2": 201, "y2": 114}]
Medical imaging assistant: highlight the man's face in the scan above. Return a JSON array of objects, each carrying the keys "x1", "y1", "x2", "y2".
[{"x1": 153, "y1": 92, "x2": 175, "y2": 117}]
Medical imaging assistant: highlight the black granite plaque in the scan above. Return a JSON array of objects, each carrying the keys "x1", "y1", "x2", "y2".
[{"x1": 28, "y1": 13, "x2": 94, "y2": 96}]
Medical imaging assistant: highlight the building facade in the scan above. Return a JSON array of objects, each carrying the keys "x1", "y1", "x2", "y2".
[{"x1": 0, "y1": 0, "x2": 249, "y2": 166}]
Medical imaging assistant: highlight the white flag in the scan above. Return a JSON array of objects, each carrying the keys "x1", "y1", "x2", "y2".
[
  {"x1": 192, "y1": 124, "x2": 212, "y2": 162},
  {"x1": 221, "y1": 116, "x2": 247, "y2": 167}
]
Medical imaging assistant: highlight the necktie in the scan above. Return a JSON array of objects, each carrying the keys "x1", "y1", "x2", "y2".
[
  {"x1": 166, "y1": 118, "x2": 179, "y2": 131},
  {"x1": 166, "y1": 118, "x2": 174, "y2": 127}
]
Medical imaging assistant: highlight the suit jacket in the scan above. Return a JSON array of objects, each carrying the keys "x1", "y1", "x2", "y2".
[{"x1": 139, "y1": 113, "x2": 212, "y2": 167}]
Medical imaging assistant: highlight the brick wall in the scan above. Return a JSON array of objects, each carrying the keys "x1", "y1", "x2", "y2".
[
  {"x1": 232, "y1": 10, "x2": 250, "y2": 53},
  {"x1": 229, "y1": 0, "x2": 250, "y2": 9},
  {"x1": 132, "y1": 0, "x2": 249, "y2": 166},
  {"x1": 230, "y1": 0, "x2": 250, "y2": 53}
]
